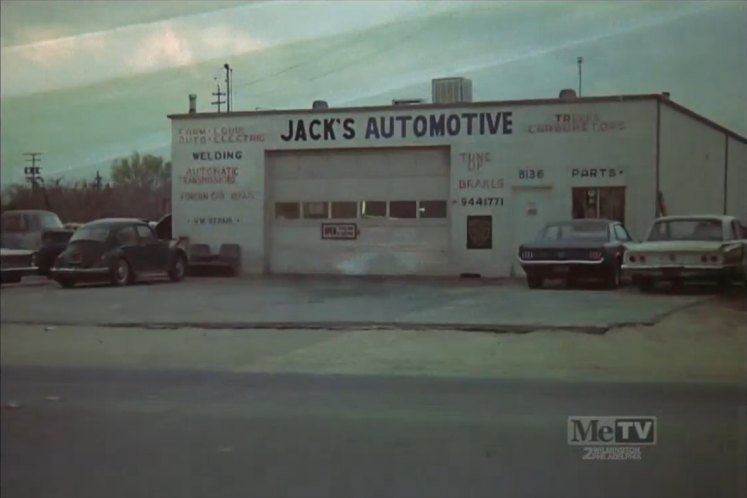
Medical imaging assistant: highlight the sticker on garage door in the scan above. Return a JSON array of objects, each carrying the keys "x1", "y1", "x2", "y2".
[{"x1": 321, "y1": 223, "x2": 358, "y2": 240}]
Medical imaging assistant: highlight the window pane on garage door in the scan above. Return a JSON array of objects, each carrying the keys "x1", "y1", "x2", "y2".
[
  {"x1": 390, "y1": 201, "x2": 417, "y2": 219},
  {"x1": 275, "y1": 202, "x2": 300, "y2": 219},
  {"x1": 419, "y1": 200, "x2": 447, "y2": 218},
  {"x1": 361, "y1": 201, "x2": 386, "y2": 218},
  {"x1": 331, "y1": 202, "x2": 357, "y2": 219},
  {"x1": 303, "y1": 202, "x2": 329, "y2": 219}
]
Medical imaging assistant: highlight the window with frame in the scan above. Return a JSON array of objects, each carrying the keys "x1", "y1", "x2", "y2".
[
  {"x1": 360, "y1": 201, "x2": 386, "y2": 218},
  {"x1": 275, "y1": 202, "x2": 300, "y2": 220},
  {"x1": 116, "y1": 226, "x2": 138, "y2": 245},
  {"x1": 572, "y1": 187, "x2": 626, "y2": 223},
  {"x1": 136, "y1": 225, "x2": 157, "y2": 242},
  {"x1": 614, "y1": 224, "x2": 631, "y2": 241},
  {"x1": 303, "y1": 202, "x2": 329, "y2": 219},
  {"x1": 331, "y1": 202, "x2": 357, "y2": 219},
  {"x1": 418, "y1": 200, "x2": 447, "y2": 219},
  {"x1": 389, "y1": 201, "x2": 417, "y2": 219}
]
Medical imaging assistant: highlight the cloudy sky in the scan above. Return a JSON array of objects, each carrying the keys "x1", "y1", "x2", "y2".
[{"x1": 1, "y1": 0, "x2": 745, "y2": 185}]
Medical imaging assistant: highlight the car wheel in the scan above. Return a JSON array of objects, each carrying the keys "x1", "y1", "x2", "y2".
[
  {"x1": 168, "y1": 254, "x2": 186, "y2": 282},
  {"x1": 56, "y1": 277, "x2": 75, "y2": 289},
  {"x1": 637, "y1": 277, "x2": 654, "y2": 292},
  {"x1": 605, "y1": 264, "x2": 622, "y2": 290},
  {"x1": 527, "y1": 276, "x2": 543, "y2": 289},
  {"x1": 112, "y1": 258, "x2": 133, "y2": 286}
]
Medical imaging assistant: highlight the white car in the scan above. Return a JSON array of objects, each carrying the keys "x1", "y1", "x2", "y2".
[{"x1": 622, "y1": 215, "x2": 747, "y2": 291}]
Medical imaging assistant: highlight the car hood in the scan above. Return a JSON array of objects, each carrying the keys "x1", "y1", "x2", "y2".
[
  {"x1": 520, "y1": 239, "x2": 609, "y2": 250},
  {"x1": 626, "y1": 240, "x2": 727, "y2": 253}
]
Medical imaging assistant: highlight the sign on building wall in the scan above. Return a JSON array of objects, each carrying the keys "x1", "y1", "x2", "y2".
[
  {"x1": 280, "y1": 112, "x2": 514, "y2": 142},
  {"x1": 466, "y1": 215, "x2": 492, "y2": 249}
]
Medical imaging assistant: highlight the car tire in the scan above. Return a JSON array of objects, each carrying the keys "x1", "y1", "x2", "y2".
[
  {"x1": 168, "y1": 253, "x2": 187, "y2": 282},
  {"x1": 527, "y1": 276, "x2": 543, "y2": 289},
  {"x1": 637, "y1": 277, "x2": 654, "y2": 292},
  {"x1": 56, "y1": 277, "x2": 75, "y2": 289},
  {"x1": 605, "y1": 264, "x2": 622, "y2": 290},
  {"x1": 112, "y1": 258, "x2": 133, "y2": 286}
]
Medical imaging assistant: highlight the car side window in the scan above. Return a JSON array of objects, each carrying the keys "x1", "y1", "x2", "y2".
[
  {"x1": 730, "y1": 220, "x2": 741, "y2": 240},
  {"x1": 116, "y1": 226, "x2": 138, "y2": 245},
  {"x1": 614, "y1": 224, "x2": 631, "y2": 241},
  {"x1": 136, "y1": 225, "x2": 157, "y2": 243},
  {"x1": 25, "y1": 214, "x2": 40, "y2": 231}
]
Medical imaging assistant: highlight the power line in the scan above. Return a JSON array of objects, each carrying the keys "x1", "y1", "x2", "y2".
[
  {"x1": 234, "y1": 15, "x2": 443, "y2": 93},
  {"x1": 248, "y1": 16, "x2": 447, "y2": 102}
]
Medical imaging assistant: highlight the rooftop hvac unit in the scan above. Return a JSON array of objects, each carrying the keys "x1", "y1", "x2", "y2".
[
  {"x1": 312, "y1": 100, "x2": 329, "y2": 109},
  {"x1": 432, "y1": 77, "x2": 473, "y2": 104},
  {"x1": 558, "y1": 89, "x2": 577, "y2": 100}
]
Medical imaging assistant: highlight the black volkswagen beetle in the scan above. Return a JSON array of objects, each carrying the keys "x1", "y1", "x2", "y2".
[
  {"x1": 50, "y1": 217, "x2": 188, "y2": 288},
  {"x1": 517, "y1": 219, "x2": 633, "y2": 289}
]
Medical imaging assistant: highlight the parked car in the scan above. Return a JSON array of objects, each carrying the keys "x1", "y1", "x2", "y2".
[
  {"x1": 50, "y1": 217, "x2": 188, "y2": 288},
  {"x1": 0, "y1": 248, "x2": 38, "y2": 284},
  {"x1": 622, "y1": 215, "x2": 747, "y2": 291},
  {"x1": 517, "y1": 219, "x2": 633, "y2": 289},
  {"x1": 1, "y1": 209, "x2": 66, "y2": 250},
  {"x1": 33, "y1": 226, "x2": 79, "y2": 276}
]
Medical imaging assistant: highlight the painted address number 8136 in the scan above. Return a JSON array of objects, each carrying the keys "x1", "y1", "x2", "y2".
[{"x1": 519, "y1": 169, "x2": 544, "y2": 179}]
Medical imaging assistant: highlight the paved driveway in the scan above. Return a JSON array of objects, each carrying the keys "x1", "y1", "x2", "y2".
[{"x1": 0, "y1": 276, "x2": 711, "y2": 332}]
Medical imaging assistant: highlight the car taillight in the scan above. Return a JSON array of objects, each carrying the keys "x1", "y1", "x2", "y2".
[
  {"x1": 709, "y1": 255, "x2": 719, "y2": 263},
  {"x1": 629, "y1": 254, "x2": 645, "y2": 263}
]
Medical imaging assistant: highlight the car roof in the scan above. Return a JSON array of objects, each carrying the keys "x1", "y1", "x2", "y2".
[
  {"x1": 1, "y1": 209, "x2": 57, "y2": 215},
  {"x1": 546, "y1": 219, "x2": 618, "y2": 225},
  {"x1": 82, "y1": 218, "x2": 149, "y2": 227},
  {"x1": 654, "y1": 215, "x2": 735, "y2": 222}
]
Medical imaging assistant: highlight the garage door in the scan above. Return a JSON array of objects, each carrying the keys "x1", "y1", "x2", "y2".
[{"x1": 267, "y1": 147, "x2": 450, "y2": 276}]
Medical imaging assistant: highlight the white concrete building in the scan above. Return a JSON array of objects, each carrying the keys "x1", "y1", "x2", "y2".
[{"x1": 168, "y1": 80, "x2": 747, "y2": 277}]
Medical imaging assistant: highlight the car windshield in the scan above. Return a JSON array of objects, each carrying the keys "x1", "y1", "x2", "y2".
[
  {"x1": 540, "y1": 222, "x2": 609, "y2": 241},
  {"x1": 69, "y1": 226, "x2": 110, "y2": 242},
  {"x1": 40, "y1": 213, "x2": 64, "y2": 229},
  {"x1": 647, "y1": 219, "x2": 723, "y2": 241}
]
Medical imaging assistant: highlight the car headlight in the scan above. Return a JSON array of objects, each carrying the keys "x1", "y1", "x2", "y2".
[
  {"x1": 521, "y1": 250, "x2": 533, "y2": 259},
  {"x1": 589, "y1": 250, "x2": 603, "y2": 260}
]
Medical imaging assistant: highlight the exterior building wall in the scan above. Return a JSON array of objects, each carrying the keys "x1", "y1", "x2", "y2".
[
  {"x1": 725, "y1": 136, "x2": 747, "y2": 224},
  {"x1": 170, "y1": 99, "x2": 657, "y2": 276},
  {"x1": 658, "y1": 104, "x2": 727, "y2": 219}
]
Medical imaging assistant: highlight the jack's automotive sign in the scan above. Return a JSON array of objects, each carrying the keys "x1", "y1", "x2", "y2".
[{"x1": 280, "y1": 111, "x2": 514, "y2": 142}]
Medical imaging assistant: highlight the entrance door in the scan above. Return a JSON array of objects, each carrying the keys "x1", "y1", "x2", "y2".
[{"x1": 511, "y1": 187, "x2": 553, "y2": 277}]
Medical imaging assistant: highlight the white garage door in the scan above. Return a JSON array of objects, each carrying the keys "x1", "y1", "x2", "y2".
[{"x1": 267, "y1": 147, "x2": 450, "y2": 276}]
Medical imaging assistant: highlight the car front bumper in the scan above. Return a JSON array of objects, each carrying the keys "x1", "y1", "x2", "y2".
[
  {"x1": 621, "y1": 264, "x2": 736, "y2": 281},
  {"x1": 519, "y1": 259, "x2": 608, "y2": 278}
]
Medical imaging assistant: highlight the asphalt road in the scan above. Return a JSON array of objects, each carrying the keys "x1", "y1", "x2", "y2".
[
  {"x1": 0, "y1": 276, "x2": 712, "y2": 331},
  {"x1": 2, "y1": 367, "x2": 745, "y2": 498}
]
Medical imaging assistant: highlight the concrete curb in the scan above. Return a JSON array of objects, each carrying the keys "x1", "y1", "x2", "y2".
[{"x1": 2, "y1": 319, "x2": 626, "y2": 334}]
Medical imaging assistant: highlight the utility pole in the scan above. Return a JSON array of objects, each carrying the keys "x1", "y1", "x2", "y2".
[
  {"x1": 23, "y1": 152, "x2": 43, "y2": 189},
  {"x1": 224, "y1": 63, "x2": 233, "y2": 112},
  {"x1": 94, "y1": 170, "x2": 103, "y2": 189},
  {"x1": 577, "y1": 56, "x2": 584, "y2": 97},
  {"x1": 211, "y1": 83, "x2": 226, "y2": 112}
]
